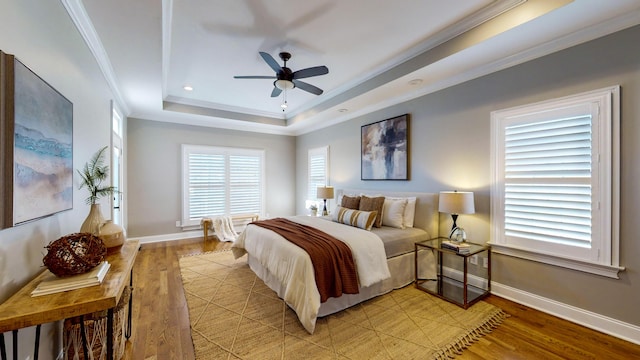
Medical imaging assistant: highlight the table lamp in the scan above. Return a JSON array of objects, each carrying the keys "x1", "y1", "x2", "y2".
[
  {"x1": 439, "y1": 190, "x2": 475, "y2": 242},
  {"x1": 316, "y1": 186, "x2": 334, "y2": 216}
]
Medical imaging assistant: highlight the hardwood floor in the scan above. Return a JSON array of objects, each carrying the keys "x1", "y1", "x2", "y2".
[{"x1": 124, "y1": 238, "x2": 640, "y2": 359}]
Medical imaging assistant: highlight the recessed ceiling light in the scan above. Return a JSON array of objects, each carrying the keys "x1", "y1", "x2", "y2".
[
  {"x1": 408, "y1": 79, "x2": 423, "y2": 86},
  {"x1": 338, "y1": 108, "x2": 348, "y2": 113},
  {"x1": 183, "y1": 85, "x2": 193, "y2": 91}
]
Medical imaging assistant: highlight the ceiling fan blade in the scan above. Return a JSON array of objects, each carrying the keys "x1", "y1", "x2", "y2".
[
  {"x1": 271, "y1": 87, "x2": 282, "y2": 97},
  {"x1": 233, "y1": 75, "x2": 276, "y2": 79},
  {"x1": 292, "y1": 66, "x2": 329, "y2": 79},
  {"x1": 259, "y1": 52, "x2": 282, "y2": 73},
  {"x1": 292, "y1": 80, "x2": 323, "y2": 95}
]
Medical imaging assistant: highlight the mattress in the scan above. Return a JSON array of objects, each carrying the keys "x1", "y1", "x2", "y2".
[{"x1": 372, "y1": 226, "x2": 430, "y2": 258}]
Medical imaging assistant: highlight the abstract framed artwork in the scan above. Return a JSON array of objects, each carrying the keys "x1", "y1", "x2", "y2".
[
  {"x1": 0, "y1": 51, "x2": 73, "y2": 229},
  {"x1": 361, "y1": 114, "x2": 408, "y2": 180}
]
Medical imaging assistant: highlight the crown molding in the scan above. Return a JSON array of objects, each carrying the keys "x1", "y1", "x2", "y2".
[
  {"x1": 164, "y1": 95, "x2": 285, "y2": 120},
  {"x1": 293, "y1": 8, "x2": 640, "y2": 136},
  {"x1": 161, "y1": 0, "x2": 173, "y2": 99},
  {"x1": 293, "y1": 0, "x2": 526, "y2": 121},
  {"x1": 60, "y1": 0, "x2": 130, "y2": 115}
]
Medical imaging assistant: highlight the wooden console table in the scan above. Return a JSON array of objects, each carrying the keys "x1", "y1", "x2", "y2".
[{"x1": 0, "y1": 240, "x2": 140, "y2": 360}]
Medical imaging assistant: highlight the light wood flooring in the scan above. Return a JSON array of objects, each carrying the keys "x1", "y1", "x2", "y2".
[{"x1": 124, "y1": 238, "x2": 640, "y2": 359}]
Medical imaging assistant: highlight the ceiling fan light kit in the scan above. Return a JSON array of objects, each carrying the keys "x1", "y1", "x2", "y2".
[
  {"x1": 275, "y1": 79, "x2": 294, "y2": 90},
  {"x1": 234, "y1": 51, "x2": 329, "y2": 109}
]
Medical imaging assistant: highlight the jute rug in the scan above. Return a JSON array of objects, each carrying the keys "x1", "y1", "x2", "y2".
[{"x1": 179, "y1": 250, "x2": 508, "y2": 359}]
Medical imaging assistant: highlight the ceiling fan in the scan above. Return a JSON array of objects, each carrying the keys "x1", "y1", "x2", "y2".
[{"x1": 234, "y1": 52, "x2": 329, "y2": 97}]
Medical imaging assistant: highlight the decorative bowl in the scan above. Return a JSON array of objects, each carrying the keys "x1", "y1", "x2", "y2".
[{"x1": 43, "y1": 233, "x2": 106, "y2": 277}]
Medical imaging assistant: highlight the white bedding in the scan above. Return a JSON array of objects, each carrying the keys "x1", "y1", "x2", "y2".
[{"x1": 232, "y1": 215, "x2": 390, "y2": 334}]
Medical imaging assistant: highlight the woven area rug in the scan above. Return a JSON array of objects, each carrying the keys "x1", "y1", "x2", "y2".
[{"x1": 179, "y1": 250, "x2": 508, "y2": 360}]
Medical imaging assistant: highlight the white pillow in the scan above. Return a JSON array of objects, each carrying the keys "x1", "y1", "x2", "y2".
[
  {"x1": 382, "y1": 197, "x2": 407, "y2": 229},
  {"x1": 385, "y1": 196, "x2": 417, "y2": 228},
  {"x1": 332, "y1": 206, "x2": 377, "y2": 231},
  {"x1": 403, "y1": 197, "x2": 417, "y2": 227}
]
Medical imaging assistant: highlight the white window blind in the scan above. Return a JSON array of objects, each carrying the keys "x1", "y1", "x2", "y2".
[
  {"x1": 182, "y1": 145, "x2": 264, "y2": 227},
  {"x1": 504, "y1": 116, "x2": 593, "y2": 248},
  {"x1": 490, "y1": 86, "x2": 622, "y2": 277},
  {"x1": 187, "y1": 152, "x2": 225, "y2": 220},
  {"x1": 307, "y1": 146, "x2": 329, "y2": 205},
  {"x1": 229, "y1": 155, "x2": 261, "y2": 214}
]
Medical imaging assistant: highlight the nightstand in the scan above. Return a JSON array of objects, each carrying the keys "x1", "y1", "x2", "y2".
[{"x1": 415, "y1": 237, "x2": 491, "y2": 309}]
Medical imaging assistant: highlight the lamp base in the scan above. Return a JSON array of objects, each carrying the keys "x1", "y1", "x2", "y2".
[
  {"x1": 449, "y1": 227, "x2": 467, "y2": 242},
  {"x1": 322, "y1": 199, "x2": 328, "y2": 216}
]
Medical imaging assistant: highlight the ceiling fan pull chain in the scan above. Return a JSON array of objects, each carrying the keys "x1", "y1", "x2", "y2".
[{"x1": 281, "y1": 88, "x2": 288, "y2": 111}]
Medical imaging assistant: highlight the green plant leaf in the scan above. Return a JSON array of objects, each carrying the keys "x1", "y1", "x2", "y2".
[{"x1": 78, "y1": 146, "x2": 119, "y2": 204}]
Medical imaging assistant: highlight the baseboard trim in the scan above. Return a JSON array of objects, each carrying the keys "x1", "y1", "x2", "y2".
[
  {"x1": 129, "y1": 230, "x2": 202, "y2": 244},
  {"x1": 441, "y1": 266, "x2": 489, "y2": 290},
  {"x1": 491, "y1": 282, "x2": 640, "y2": 345}
]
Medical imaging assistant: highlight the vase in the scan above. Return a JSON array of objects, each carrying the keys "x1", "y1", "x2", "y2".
[
  {"x1": 81, "y1": 203, "x2": 105, "y2": 235},
  {"x1": 99, "y1": 220, "x2": 126, "y2": 251}
]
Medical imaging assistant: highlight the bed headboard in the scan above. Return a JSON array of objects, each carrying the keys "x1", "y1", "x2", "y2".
[{"x1": 338, "y1": 189, "x2": 439, "y2": 239}]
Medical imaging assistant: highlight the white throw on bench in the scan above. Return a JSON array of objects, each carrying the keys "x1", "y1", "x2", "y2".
[{"x1": 201, "y1": 214, "x2": 259, "y2": 242}]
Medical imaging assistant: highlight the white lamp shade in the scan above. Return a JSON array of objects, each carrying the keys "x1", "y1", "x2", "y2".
[
  {"x1": 316, "y1": 186, "x2": 334, "y2": 200},
  {"x1": 439, "y1": 191, "x2": 475, "y2": 214},
  {"x1": 275, "y1": 79, "x2": 294, "y2": 90}
]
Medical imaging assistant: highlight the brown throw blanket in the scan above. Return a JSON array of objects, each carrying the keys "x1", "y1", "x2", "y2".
[{"x1": 251, "y1": 218, "x2": 359, "y2": 302}]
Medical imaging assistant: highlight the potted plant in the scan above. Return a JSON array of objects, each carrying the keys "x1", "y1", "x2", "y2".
[
  {"x1": 309, "y1": 203, "x2": 318, "y2": 217},
  {"x1": 78, "y1": 146, "x2": 118, "y2": 235}
]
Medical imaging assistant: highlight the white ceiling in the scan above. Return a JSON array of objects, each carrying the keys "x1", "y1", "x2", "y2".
[{"x1": 70, "y1": 0, "x2": 640, "y2": 135}]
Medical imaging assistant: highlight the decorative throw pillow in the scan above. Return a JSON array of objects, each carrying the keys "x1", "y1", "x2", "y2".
[
  {"x1": 341, "y1": 195, "x2": 361, "y2": 209},
  {"x1": 382, "y1": 197, "x2": 408, "y2": 229},
  {"x1": 404, "y1": 197, "x2": 417, "y2": 227},
  {"x1": 385, "y1": 196, "x2": 417, "y2": 227},
  {"x1": 332, "y1": 206, "x2": 377, "y2": 231},
  {"x1": 359, "y1": 195, "x2": 385, "y2": 228}
]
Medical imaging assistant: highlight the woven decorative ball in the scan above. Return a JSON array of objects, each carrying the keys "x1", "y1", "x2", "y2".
[{"x1": 43, "y1": 233, "x2": 107, "y2": 277}]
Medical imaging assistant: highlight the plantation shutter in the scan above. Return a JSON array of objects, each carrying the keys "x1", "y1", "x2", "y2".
[
  {"x1": 188, "y1": 153, "x2": 225, "y2": 220},
  {"x1": 229, "y1": 155, "x2": 262, "y2": 215},
  {"x1": 183, "y1": 145, "x2": 263, "y2": 226},
  {"x1": 491, "y1": 86, "x2": 620, "y2": 275},
  {"x1": 307, "y1": 147, "x2": 328, "y2": 202},
  {"x1": 504, "y1": 116, "x2": 593, "y2": 247}
]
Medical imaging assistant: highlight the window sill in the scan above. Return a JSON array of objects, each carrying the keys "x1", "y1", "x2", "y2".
[{"x1": 488, "y1": 242, "x2": 625, "y2": 279}]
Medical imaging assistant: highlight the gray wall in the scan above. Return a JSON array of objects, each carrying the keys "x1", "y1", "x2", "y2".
[
  {"x1": 0, "y1": 1, "x2": 119, "y2": 358},
  {"x1": 126, "y1": 118, "x2": 296, "y2": 237},
  {"x1": 296, "y1": 25, "x2": 640, "y2": 327}
]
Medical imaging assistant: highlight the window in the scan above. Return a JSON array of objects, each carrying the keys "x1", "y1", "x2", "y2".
[
  {"x1": 307, "y1": 146, "x2": 329, "y2": 207},
  {"x1": 112, "y1": 103, "x2": 123, "y2": 138},
  {"x1": 490, "y1": 86, "x2": 622, "y2": 278},
  {"x1": 182, "y1": 145, "x2": 264, "y2": 227},
  {"x1": 111, "y1": 101, "x2": 124, "y2": 225}
]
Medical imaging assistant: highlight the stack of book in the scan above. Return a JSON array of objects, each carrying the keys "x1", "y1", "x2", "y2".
[
  {"x1": 31, "y1": 261, "x2": 111, "y2": 297},
  {"x1": 441, "y1": 240, "x2": 471, "y2": 254}
]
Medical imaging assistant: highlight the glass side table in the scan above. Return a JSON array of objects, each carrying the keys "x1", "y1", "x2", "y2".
[{"x1": 414, "y1": 237, "x2": 491, "y2": 309}]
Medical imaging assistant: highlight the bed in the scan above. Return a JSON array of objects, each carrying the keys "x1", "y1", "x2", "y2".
[{"x1": 231, "y1": 189, "x2": 439, "y2": 334}]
